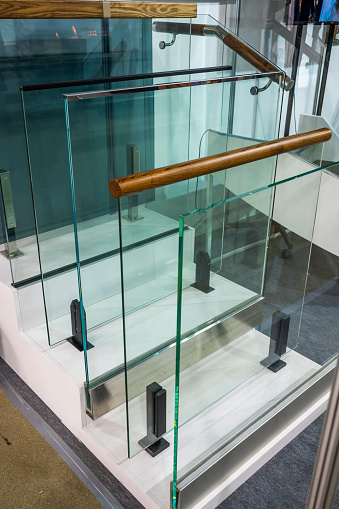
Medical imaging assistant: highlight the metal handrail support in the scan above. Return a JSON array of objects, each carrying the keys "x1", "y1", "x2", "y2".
[{"x1": 153, "y1": 21, "x2": 294, "y2": 91}]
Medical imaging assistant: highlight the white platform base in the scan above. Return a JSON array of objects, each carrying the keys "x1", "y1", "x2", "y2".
[
  {"x1": 19, "y1": 270, "x2": 258, "y2": 386},
  {"x1": 0, "y1": 274, "x2": 328, "y2": 509},
  {"x1": 82, "y1": 333, "x2": 321, "y2": 509}
]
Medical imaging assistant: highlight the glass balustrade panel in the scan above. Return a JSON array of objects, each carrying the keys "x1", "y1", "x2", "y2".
[
  {"x1": 171, "y1": 160, "x2": 339, "y2": 508},
  {"x1": 109, "y1": 74, "x2": 283, "y2": 458},
  {"x1": 19, "y1": 15, "x2": 249, "y2": 350},
  {"x1": 19, "y1": 19, "x2": 195, "y2": 348},
  {"x1": 64, "y1": 76, "x2": 227, "y2": 407},
  {"x1": 14, "y1": 14, "x2": 284, "y2": 365}
]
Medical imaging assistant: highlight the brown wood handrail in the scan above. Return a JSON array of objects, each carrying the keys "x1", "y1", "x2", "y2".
[
  {"x1": 0, "y1": 1, "x2": 197, "y2": 19},
  {"x1": 153, "y1": 21, "x2": 294, "y2": 91},
  {"x1": 109, "y1": 128, "x2": 332, "y2": 199}
]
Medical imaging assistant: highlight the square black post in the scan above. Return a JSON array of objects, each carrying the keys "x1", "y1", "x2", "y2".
[
  {"x1": 138, "y1": 382, "x2": 170, "y2": 457},
  {"x1": 191, "y1": 250, "x2": 214, "y2": 294},
  {"x1": 67, "y1": 299, "x2": 94, "y2": 352},
  {"x1": 261, "y1": 311, "x2": 290, "y2": 372}
]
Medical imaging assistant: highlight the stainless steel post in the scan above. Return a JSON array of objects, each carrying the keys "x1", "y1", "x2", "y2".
[
  {"x1": 125, "y1": 144, "x2": 143, "y2": 222},
  {"x1": 0, "y1": 170, "x2": 23, "y2": 259},
  {"x1": 306, "y1": 354, "x2": 339, "y2": 509}
]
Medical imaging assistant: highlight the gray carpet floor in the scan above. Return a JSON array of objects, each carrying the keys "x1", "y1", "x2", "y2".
[{"x1": 217, "y1": 413, "x2": 339, "y2": 509}]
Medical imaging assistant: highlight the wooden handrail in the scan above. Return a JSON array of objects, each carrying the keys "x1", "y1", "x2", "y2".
[
  {"x1": 153, "y1": 21, "x2": 294, "y2": 91},
  {"x1": 109, "y1": 128, "x2": 332, "y2": 199},
  {"x1": 0, "y1": 1, "x2": 197, "y2": 19}
]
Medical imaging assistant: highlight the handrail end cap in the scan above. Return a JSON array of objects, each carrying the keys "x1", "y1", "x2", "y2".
[{"x1": 109, "y1": 179, "x2": 121, "y2": 199}]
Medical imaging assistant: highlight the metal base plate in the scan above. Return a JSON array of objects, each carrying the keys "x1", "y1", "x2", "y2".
[
  {"x1": 260, "y1": 354, "x2": 280, "y2": 368},
  {"x1": 139, "y1": 437, "x2": 170, "y2": 457},
  {"x1": 66, "y1": 336, "x2": 94, "y2": 352},
  {"x1": 268, "y1": 359, "x2": 287, "y2": 373},
  {"x1": 191, "y1": 282, "x2": 215, "y2": 294},
  {"x1": 123, "y1": 215, "x2": 144, "y2": 222},
  {"x1": 0, "y1": 249, "x2": 24, "y2": 260}
]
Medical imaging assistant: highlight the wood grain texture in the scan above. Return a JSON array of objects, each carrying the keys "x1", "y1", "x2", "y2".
[
  {"x1": 109, "y1": 128, "x2": 332, "y2": 198},
  {"x1": 222, "y1": 32, "x2": 294, "y2": 90},
  {"x1": 109, "y1": 2, "x2": 197, "y2": 18},
  {"x1": 0, "y1": 0, "x2": 101, "y2": 18},
  {"x1": 0, "y1": 1, "x2": 197, "y2": 19},
  {"x1": 153, "y1": 20, "x2": 204, "y2": 35}
]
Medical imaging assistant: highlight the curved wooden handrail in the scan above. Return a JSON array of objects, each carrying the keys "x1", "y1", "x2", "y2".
[
  {"x1": 153, "y1": 21, "x2": 294, "y2": 91},
  {"x1": 109, "y1": 128, "x2": 332, "y2": 199}
]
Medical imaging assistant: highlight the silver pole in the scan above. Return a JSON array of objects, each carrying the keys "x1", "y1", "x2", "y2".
[
  {"x1": 0, "y1": 170, "x2": 23, "y2": 259},
  {"x1": 125, "y1": 145, "x2": 143, "y2": 222},
  {"x1": 306, "y1": 354, "x2": 339, "y2": 509}
]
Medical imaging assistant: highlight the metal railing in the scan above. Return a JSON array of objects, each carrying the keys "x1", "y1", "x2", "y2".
[{"x1": 153, "y1": 21, "x2": 294, "y2": 91}]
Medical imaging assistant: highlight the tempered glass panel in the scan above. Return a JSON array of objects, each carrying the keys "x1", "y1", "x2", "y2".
[
  {"x1": 4, "y1": 18, "x2": 105, "y2": 287},
  {"x1": 65, "y1": 82, "x2": 193, "y2": 345},
  {"x1": 11, "y1": 20, "x2": 154, "y2": 347},
  {"x1": 0, "y1": 18, "x2": 114, "y2": 350},
  {"x1": 171, "y1": 162, "x2": 336, "y2": 508},
  {"x1": 19, "y1": 15, "x2": 246, "y2": 348},
  {"x1": 106, "y1": 75, "x2": 284, "y2": 458},
  {"x1": 19, "y1": 18, "x2": 195, "y2": 346}
]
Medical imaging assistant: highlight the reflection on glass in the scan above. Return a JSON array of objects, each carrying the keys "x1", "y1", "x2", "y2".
[
  {"x1": 9, "y1": 15, "x2": 285, "y2": 441},
  {"x1": 236, "y1": 2, "x2": 327, "y2": 138},
  {"x1": 19, "y1": 15, "x2": 240, "y2": 348},
  {"x1": 172, "y1": 163, "x2": 325, "y2": 508},
  {"x1": 97, "y1": 75, "x2": 283, "y2": 458}
]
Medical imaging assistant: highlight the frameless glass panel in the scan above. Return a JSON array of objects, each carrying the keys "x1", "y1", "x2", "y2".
[
  {"x1": 19, "y1": 15, "x2": 244, "y2": 349},
  {"x1": 19, "y1": 18, "x2": 195, "y2": 347},
  {"x1": 75, "y1": 73, "x2": 284, "y2": 457},
  {"x1": 297, "y1": 164, "x2": 339, "y2": 367},
  {"x1": 0, "y1": 18, "x2": 113, "y2": 350},
  {"x1": 64, "y1": 82, "x2": 192, "y2": 345},
  {"x1": 171, "y1": 162, "x2": 336, "y2": 508},
  {"x1": 1, "y1": 18, "x2": 105, "y2": 287}
]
